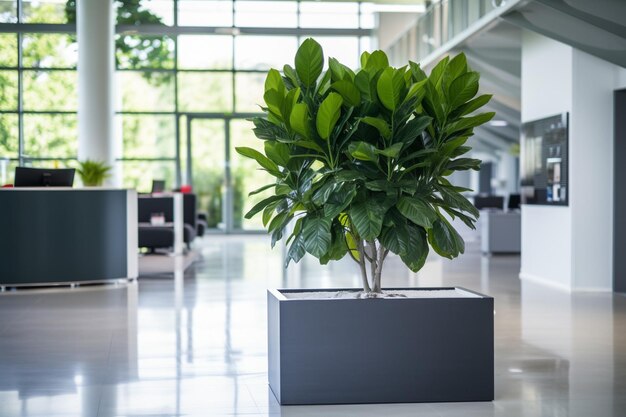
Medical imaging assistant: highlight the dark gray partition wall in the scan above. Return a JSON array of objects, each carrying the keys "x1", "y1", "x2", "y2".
[
  {"x1": 0, "y1": 189, "x2": 138, "y2": 286},
  {"x1": 615, "y1": 89, "x2": 626, "y2": 293}
]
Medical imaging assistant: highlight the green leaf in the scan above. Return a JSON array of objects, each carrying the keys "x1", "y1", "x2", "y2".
[
  {"x1": 450, "y1": 94, "x2": 492, "y2": 119},
  {"x1": 422, "y1": 80, "x2": 445, "y2": 125},
  {"x1": 252, "y1": 117, "x2": 287, "y2": 141},
  {"x1": 375, "y1": 142, "x2": 403, "y2": 158},
  {"x1": 437, "y1": 186, "x2": 479, "y2": 218},
  {"x1": 329, "y1": 57, "x2": 355, "y2": 82},
  {"x1": 285, "y1": 232, "x2": 306, "y2": 268},
  {"x1": 364, "y1": 50, "x2": 389, "y2": 71},
  {"x1": 316, "y1": 92, "x2": 343, "y2": 140},
  {"x1": 295, "y1": 38, "x2": 324, "y2": 87},
  {"x1": 395, "y1": 115, "x2": 431, "y2": 144},
  {"x1": 348, "y1": 141, "x2": 378, "y2": 162},
  {"x1": 349, "y1": 200, "x2": 385, "y2": 240},
  {"x1": 446, "y1": 157, "x2": 481, "y2": 172},
  {"x1": 380, "y1": 223, "x2": 410, "y2": 255},
  {"x1": 249, "y1": 183, "x2": 275, "y2": 196},
  {"x1": 376, "y1": 67, "x2": 404, "y2": 111},
  {"x1": 263, "y1": 89, "x2": 284, "y2": 119},
  {"x1": 444, "y1": 112, "x2": 495, "y2": 137},
  {"x1": 428, "y1": 218, "x2": 464, "y2": 259},
  {"x1": 448, "y1": 71, "x2": 480, "y2": 111},
  {"x1": 283, "y1": 64, "x2": 299, "y2": 87},
  {"x1": 360, "y1": 116, "x2": 391, "y2": 139},
  {"x1": 345, "y1": 231, "x2": 360, "y2": 261},
  {"x1": 324, "y1": 183, "x2": 357, "y2": 218},
  {"x1": 264, "y1": 69, "x2": 285, "y2": 94},
  {"x1": 289, "y1": 102, "x2": 311, "y2": 139},
  {"x1": 397, "y1": 196, "x2": 437, "y2": 228},
  {"x1": 302, "y1": 216, "x2": 333, "y2": 258},
  {"x1": 235, "y1": 146, "x2": 281, "y2": 176},
  {"x1": 331, "y1": 80, "x2": 361, "y2": 107},
  {"x1": 409, "y1": 61, "x2": 427, "y2": 82},
  {"x1": 429, "y1": 55, "x2": 449, "y2": 90},
  {"x1": 445, "y1": 53, "x2": 467, "y2": 85},
  {"x1": 244, "y1": 195, "x2": 284, "y2": 219},
  {"x1": 294, "y1": 140, "x2": 324, "y2": 153},
  {"x1": 322, "y1": 222, "x2": 349, "y2": 263},
  {"x1": 355, "y1": 70, "x2": 373, "y2": 102},
  {"x1": 264, "y1": 141, "x2": 290, "y2": 167},
  {"x1": 400, "y1": 225, "x2": 429, "y2": 272}
]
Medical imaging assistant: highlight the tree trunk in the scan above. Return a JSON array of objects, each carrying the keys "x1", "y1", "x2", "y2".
[{"x1": 357, "y1": 239, "x2": 372, "y2": 293}]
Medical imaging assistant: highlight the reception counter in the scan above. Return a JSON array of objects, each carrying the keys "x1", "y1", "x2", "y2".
[{"x1": 0, "y1": 188, "x2": 138, "y2": 287}]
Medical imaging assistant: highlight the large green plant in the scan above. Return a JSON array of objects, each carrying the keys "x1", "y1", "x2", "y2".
[{"x1": 236, "y1": 39, "x2": 494, "y2": 294}]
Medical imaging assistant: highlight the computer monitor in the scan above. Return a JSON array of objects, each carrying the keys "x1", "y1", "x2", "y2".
[
  {"x1": 151, "y1": 180, "x2": 166, "y2": 193},
  {"x1": 14, "y1": 167, "x2": 75, "y2": 187},
  {"x1": 508, "y1": 194, "x2": 521, "y2": 210},
  {"x1": 473, "y1": 195, "x2": 504, "y2": 210}
]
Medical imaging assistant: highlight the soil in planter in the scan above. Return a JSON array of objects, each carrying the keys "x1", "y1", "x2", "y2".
[{"x1": 281, "y1": 288, "x2": 481, "y2": 300}]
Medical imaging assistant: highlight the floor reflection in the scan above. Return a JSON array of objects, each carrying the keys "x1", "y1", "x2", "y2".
[{"x1": 0, "y1": 235, "x2": 625, "y2": 416}]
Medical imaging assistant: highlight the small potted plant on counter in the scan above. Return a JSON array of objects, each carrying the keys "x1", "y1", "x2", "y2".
[
  {"x1": 76, "y1": 159, "x2": 111, "y2": 187},
  {"x1": 237, "y1": 38, "x2": 495, "y2": 405}
]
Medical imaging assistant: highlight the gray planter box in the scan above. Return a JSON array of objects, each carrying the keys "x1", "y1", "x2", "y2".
[{"x1": 268, "y1": 287, "x2": 493, "y2": 405}]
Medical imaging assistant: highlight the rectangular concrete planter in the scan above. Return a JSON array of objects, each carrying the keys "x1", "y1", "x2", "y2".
[{"x1": 267, "y1": 287, "x2": 494, "y2": 405}]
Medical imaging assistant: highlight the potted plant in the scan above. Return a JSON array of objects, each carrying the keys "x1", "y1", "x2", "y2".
[
  {"x1": 76, "y1": 159, "x2": 111, "y2": 187},
  {"x1": 237, "y1": 39, "x2": 495, "y2": 405}
]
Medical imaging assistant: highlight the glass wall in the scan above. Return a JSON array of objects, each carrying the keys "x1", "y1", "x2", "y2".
[{"x1": 0, "y1": 0, "x2": 375, "y2": 231}]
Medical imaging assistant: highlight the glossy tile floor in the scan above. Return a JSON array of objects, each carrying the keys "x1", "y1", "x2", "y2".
[{"x1": 1, "y1": 236, "x2": 625, "y2": 417}]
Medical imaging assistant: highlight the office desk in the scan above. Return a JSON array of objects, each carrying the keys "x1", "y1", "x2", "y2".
[
  {"x1": 0, "y1": 188, "x2": 138, "y2": 287},
  {"x1": 480, "y1": 210, "x2": 521, "y2": 254}
]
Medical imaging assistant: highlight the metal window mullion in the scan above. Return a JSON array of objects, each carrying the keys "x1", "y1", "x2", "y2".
[{"x1": 17, "y1": 31, "x2": 23, "y2": 166}]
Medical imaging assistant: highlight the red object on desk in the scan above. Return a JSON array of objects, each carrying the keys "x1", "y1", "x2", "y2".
[
  {"x1": 1, "y1": 184, "x2": 13, "y2": 188},
  {"x1": 180, "y1": 184, "x2": 192, "y2": 193}
]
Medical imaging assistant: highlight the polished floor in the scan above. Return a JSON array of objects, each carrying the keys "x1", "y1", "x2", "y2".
[{"x1": 1, "y1": 236, "x2": 625, "y2": 417}]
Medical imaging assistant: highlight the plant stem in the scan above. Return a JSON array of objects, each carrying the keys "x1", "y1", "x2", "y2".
[
  {"x1": 373, "y1": 245, "x2": 388, "y2": 293},
  {"x1": 368, "y1": 240, "x2": 378, "y2": 292},
  {"x1": 357, "y1": 239, "x2": 372, "y2": 293}
]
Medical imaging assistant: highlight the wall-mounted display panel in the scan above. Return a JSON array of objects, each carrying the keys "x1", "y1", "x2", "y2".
[{"x1": 520, "y1": 113, "x2": 569, "y2": 206}]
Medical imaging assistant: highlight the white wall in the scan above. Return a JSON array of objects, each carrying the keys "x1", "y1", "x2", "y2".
[
  {"x1": 377, "y1": 12, "x2": 419, "y2": 51},
  {"x1": 520, "y1": 30, "x2": 626, "y2": 291},
  {"x1": 520, "y1": 30, "x2": 573, "y2": 290}
]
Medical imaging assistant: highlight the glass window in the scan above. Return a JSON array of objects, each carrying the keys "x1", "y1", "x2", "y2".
[
  {"x1": 178, "y1": 35, "x2": 233, "y2": 70},
  {"x1": 235, "y1": 36, "x2": 298, "y2": 70},
  {"x1": 116, "y1": 35, "x2": 175, "y2": 70},
  {"x1": 230, "y1": 119, "x2": 274, "y2": 230},
  {"x1": 360, "y1": 36, "x2": 373, "y2": 58},
  {"x1": 0, "y1": 71, "x2": 18, "y2": 110},
  {"x1": 22, "y1": 0, "x2": 70, "y2": 23},
  {"x1": 23, "y1": 114, "x2": 78, "y2": 158},
  {"x1": 177, "y1": 0, "x2": 233, "y2": 27},
  {"x1": 234, "y1": 1, "x2": 297, "y2": 28},
  {"x1": 22, "y1": 33, "x2": 78, "y2": 68},
  {"x1": 235, "y1": 72, "x2": 265, "y2": 113},
  {"x1": 117, "y1": 71, "x2": 175, "y2": 112},
  {"x1": 23, "y1": 70, "x2": 77, "y2": 111},
  {"x1": 360, "y1": 3, "x2": 376, "y2": 29},
  {"x1": 0, "y1": 33, "x2": 17, "y2": 66},
  {"x1": 119, "y1": 160, "x2": 177, "y2": 193},
  {"x1": 119, "y1": 115, "x2": 176, "y2": 158},
  {"x1": 177, "y1": 72, "x2": 233, "y2": 112},
  {"x1": 0, "y1": 0, "x2": 17, "y2": 23},
  {"x1": 116, "y1": 0, "x2": 174, "y2": 26},
  {"x1": 0, "y1": 113, "x2": 18, "y2": 158},
  {"x1": 0, "y1": 159, "x2": 18, "y2": 186},
  {"x1": 313, "y1": 37, "x2": 360, "y2": 69},
  {"x1": 188, "y1": 118, "x2": 225, "y2": 229},
  {"x1": 299, "y1": 2, "x2": 359, "y2": 29}
]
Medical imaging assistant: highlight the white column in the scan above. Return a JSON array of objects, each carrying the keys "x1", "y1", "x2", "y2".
[{"x1": 77, "y1": 0, "x2": 116, "y2": 183}]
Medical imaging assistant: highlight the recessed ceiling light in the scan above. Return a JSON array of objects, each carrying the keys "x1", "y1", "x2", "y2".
[{"x1": 490, "y1": 120, "x2": 508, "y2": 127}]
